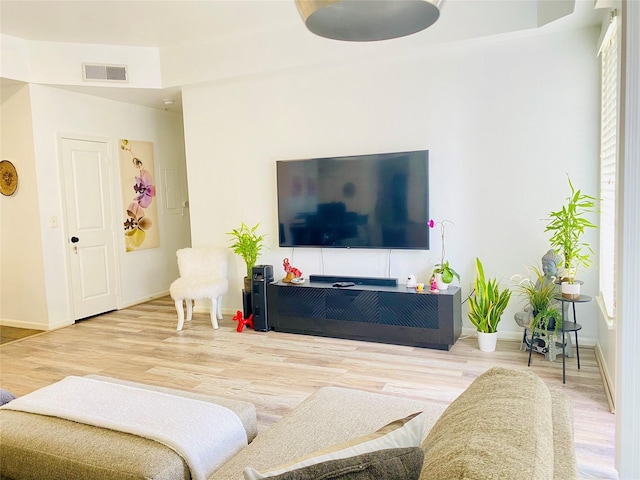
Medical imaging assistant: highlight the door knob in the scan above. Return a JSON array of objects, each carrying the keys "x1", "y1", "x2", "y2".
[{"x1": 70, "y1": 236, "x2": 79, "y2": 243}]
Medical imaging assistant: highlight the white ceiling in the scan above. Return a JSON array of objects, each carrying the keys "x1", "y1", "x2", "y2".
[
  {"x1": 1, "y1": 0, "x2": 602, "y2": 48},
  {"x1": 0, "y1": 1, "x2": 300, "y2": 48},
  {"x1": 0, "y1": 0, "x2": 603, "y2": 111}
]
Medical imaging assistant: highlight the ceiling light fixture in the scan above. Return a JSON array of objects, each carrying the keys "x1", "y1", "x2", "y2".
[
  {"x1": 294, "y1": 0, "x2": 444, "y2": 42},
  {"x1": 163, "y1": 99, "x2": 175, "y2": 106}
]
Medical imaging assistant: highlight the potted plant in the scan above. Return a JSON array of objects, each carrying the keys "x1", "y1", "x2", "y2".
[
  {"x1": 512, "y1": 264, "x2": 562, "y2": 334},
  {"x1": 544, "y1": 177, "x2": 598, "y2": 299},
  {"x1": 227, "y1": 222, "x2": 266, "y2": 291},
  {"x1": 468, "y1": 257, "x2": 512, "y2": 352},
  {"x1": 428, "y1": 219, "x2": 460, "y2": 290}
]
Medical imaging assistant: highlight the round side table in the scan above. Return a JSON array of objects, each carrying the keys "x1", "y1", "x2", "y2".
[{"x1": 554, "y1": 294, "x2": 591, "y2": 384}]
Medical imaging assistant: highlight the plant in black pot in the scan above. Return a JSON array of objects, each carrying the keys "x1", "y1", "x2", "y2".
[
  {"x1": 545, "y1": 176, "x2": 599, "y2": 299},
  {"x1": 227, "y1": 222, "x2": 266, "y2": 291},
  {"x1": 512, "y1": 264, "x2": 561, "y2": 334}
]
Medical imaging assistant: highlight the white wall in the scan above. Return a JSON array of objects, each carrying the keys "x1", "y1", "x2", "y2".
[
  {"x1": 0, "y1": 35, "x2": 31, "y2": 81},
  {"x1": 1, "y1": 34, "x2": 161, "y2": 88},
  {"x1": 0, "y1": 83, "x2": 49, "y2": 329},
  {"x1": 616, "y1": 1, "x2": 640, "y2": 475},
  {"x1": 13, "y1": 85, "x2": 191, "y2": 328},
  {"x1": 182, "y1": 26, "x2": 601, "y2": 341}
]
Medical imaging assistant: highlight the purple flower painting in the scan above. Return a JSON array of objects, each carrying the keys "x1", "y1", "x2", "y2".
[
  {"x1": 119, "y1": 139, "x2": 160, "y2": 252},
  {"x1": 134, "y1": 170, "x2": 156, "y2": 208}
]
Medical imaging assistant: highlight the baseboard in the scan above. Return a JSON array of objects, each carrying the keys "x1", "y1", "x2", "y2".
[
  {"x1": 460, "y1": 327, "x2": 597, "y2": 346},
  {"x1": 194, "y1": 305, "x2": 238, "y2": 316},
  {"x1": 190, "y1": 303, "x2": 239, "y2": 316},
  {"x1": 1, "y1": 292, "x2": 170, "y2": 330},
  {"x1": 0, "y1": 318, "x2": 48, "y2": 330},
  {"x1": 49, "y1": 319, "x2": 73, "y2": 331},
  {"x1": 120, "y1": 290, "x2": 169, "y2": 309},
  {"x1": 595, "y1": 342, "x2": 616, "y2": 413}
]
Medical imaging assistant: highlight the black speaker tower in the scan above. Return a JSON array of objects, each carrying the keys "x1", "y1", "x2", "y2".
[
  {"x1": 242, "y1": 290, "x2": 252, "y2": 319},
  {"x1": 251, "y1": 265, "x2": 273, "y2": 331}
]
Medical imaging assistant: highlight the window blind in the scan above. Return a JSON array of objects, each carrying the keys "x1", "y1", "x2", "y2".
[{"x1": 599, "y1": 12, "x2": 618, "y2": 320}]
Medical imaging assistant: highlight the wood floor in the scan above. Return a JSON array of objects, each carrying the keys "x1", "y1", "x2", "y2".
[
  {"x1": 0, "y1": 326, "x2": 43, "y2": 345},
  {"x1": 0, "y1": 296, "x2": 617, "y2": 479}
]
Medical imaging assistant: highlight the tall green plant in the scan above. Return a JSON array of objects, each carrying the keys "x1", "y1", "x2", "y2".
[
  {"x1": 468, "y1": 258, "x2": 512, "y2": 333},
  {"x1": 227, "y1": 222, "x2": 266, "y2": 278},
  {"x1": 545, "y1": 177, "x2": 598, "y2": 284}
]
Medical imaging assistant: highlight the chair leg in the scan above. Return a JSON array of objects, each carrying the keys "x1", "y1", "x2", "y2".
[
  {"x1": 186, "y1": 299, "x2": 193, "y2": 322},
  {"x1": 210, "y1": 298, "x2": 219, "y2": 330},
  {"x1": 216, "y1": 295, "x2": 224, "y2": 320},
  {"x1": 175, "y1": 299, "x2": 185, "y2": 331}
]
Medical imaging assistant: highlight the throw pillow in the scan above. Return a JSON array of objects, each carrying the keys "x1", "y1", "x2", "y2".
[
  {"x1": 245, "y1": 447, "x2": 424, "y2": 480},
  {"x1": 419, "y1": 367, "x2": 555, "y2": 480},
  {"x1": 243, "y1": 411, "x2": 425, "y2": 480},
  {"x1": 0, "y1": 389, "x2": 17, "y2": 406}
]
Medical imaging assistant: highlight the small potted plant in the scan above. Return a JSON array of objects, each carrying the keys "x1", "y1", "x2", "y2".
[
  {"x1": 512, "y1": 264, "x2": 562, "y2": 334},
  {"x1": 468, "y1": 257, "x2": 512, "y2": 352},
  {"x1": 428, "y1": 219, "x2": 460, "y2": 290},
  {"x1": 544, "y1": 177, "x2": 598, "y2": 299},
  {"x1": 227, "y1": 222, "x2": 266, "y2": 291}
]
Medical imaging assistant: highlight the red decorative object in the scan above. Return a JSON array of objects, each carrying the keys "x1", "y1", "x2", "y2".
[
  {"x1": 232, "y1": 310, "x2": 254, "y2": 332},
  {"x1": 430, "y1": 277, "x2": 439, "y2": 293},
  {"x1": 282, "y1": 257, "x2": 302, "y2": 282}
]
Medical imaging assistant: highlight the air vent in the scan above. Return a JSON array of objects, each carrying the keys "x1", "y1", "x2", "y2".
[{"x1": 82, "y1": 63, "x2": 128, "y2": 83}]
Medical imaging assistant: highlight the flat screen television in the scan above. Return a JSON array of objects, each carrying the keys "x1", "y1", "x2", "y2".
[{"x1": 276, "y1": 150, "x2": 429, "y2": 249}]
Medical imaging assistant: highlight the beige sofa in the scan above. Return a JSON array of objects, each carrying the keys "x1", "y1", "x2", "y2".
[{"x1": 0, "y1": 367, "x2": 577, "y2": 480}]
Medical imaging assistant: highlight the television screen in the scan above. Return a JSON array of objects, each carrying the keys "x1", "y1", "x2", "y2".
[{"x1": 276, "y1": 150, "x2": 429, "y2": 249}]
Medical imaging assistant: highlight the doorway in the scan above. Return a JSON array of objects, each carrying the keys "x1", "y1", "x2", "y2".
[{"x1": 60, "y1": 137, "x2": 118, "y2": 321}]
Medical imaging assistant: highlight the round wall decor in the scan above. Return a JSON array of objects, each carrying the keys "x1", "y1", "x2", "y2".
[{"x1": 0, "y1": 160, "x2": 18, "y2": 196}]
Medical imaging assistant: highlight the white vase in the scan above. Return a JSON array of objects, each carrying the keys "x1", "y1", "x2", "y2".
[
  {"x1": 477, "y1": 331, "x2": 498, "y2": 352},
  {"x1": 435, "y1": 273, "x2": 449, "y2": 290},
  {"x1": 561, "y1": 282, "x2": 581, "y2": 300}
]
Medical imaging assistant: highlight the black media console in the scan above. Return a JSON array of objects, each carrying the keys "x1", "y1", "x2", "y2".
[{"x1": 266, "y1": 278, "x2": 462, "y2": 350}]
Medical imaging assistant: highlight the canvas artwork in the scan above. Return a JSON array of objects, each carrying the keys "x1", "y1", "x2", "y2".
[{"x1": 119, "y1": 139, "x2": 160, "y2": 252}]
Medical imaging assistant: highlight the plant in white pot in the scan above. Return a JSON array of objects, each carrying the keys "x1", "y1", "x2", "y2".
[
  {"x1": 468, "y1": 257, "x2": 512, "y2": 352},
  {"x1": 544, "y1": 177, "x2": 598, "y2": 299},
  {"x1": 227, "y1": 222, "x2": 266, "y2": 291},
  {"x1": 428, "y1": 218, "x2": 460, "y2": 290}
]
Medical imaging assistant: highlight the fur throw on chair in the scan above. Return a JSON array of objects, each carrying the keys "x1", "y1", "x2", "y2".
[{"x1": 169, "y1": 247, "x2": 229, "y2": 331}]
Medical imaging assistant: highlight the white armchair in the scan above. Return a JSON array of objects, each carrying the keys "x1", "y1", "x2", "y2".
[{"x1": 169, "y1": 247, "x2": 229, "y2": 331}]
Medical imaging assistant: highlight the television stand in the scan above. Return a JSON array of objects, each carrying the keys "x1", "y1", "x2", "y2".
[{"x1": 266, "y1": 280, "x2": 462, "y2": 350}]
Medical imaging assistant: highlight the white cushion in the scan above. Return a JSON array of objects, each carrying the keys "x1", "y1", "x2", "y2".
[
  {"x1": 169, "y1": 276, "x2": 228, "y2": 300},
  {"x1": 243, "y1": 412, "x2": 425, "y2": 479}
]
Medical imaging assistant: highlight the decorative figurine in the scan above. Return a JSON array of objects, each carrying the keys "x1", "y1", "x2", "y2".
[
  {"x1": 282, "y1": 257, "x2": 303, "y2": 282},
  {"x1": 416, "y1": 283, "x2": 425, "y2": 292},
  {"x1": 232, "y1": 310, "x2": 254, "y2": 332},
  {"x1": 430, "y1": 276, "x2": 440, "y2": 293},
  {"x1": 406, "y1": 274, "x2": 417, "y2": 288}
]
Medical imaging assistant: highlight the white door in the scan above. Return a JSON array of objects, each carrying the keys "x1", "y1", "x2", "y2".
[{"x1": 61, "y1": 138, "x2": 118, "y2": 320}]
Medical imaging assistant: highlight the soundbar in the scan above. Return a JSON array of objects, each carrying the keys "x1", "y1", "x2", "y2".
[{"x1": 309, "y1": 275, "x2": 398, "y2": 287}]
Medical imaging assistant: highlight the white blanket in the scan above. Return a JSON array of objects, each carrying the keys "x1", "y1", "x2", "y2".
[{"x1": 1, "y1": 376, "x2": 247, "y2": 480}]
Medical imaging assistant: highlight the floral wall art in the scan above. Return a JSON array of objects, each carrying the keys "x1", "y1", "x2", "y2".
[{"x1": 119, "y1": 139, "x2": 160, "y2": 252}]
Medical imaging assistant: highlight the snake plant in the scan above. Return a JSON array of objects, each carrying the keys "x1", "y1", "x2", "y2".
[{"x1": 468, "y1": 257, "x2": 512, "y2": 333}]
